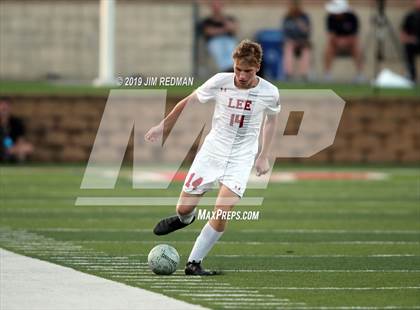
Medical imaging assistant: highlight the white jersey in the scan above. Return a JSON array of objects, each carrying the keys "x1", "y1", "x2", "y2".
[{"x1": 195, "y1": 73, "x2": 280, "y2": 163}]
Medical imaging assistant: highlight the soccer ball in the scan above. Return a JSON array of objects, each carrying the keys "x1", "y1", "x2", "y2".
[{"x1": 147, "y1": 244, "x2": 180, "y2": 275}]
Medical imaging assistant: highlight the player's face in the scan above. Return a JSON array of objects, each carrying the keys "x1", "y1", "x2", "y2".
[{"x1": 233, "y1": 60, "x2": 260, "y2": 89}]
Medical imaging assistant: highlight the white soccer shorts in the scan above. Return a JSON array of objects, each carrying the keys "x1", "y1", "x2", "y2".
[{"x1": 182, "y1": 150, "x2": 254, "y2": 198}]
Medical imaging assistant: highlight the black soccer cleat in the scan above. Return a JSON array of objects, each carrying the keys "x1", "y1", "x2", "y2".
[
  {"x1": 185, "y1": 260, "x2": 221, "y2": 276},
  {"x1": 153, "y1": 215, "x2": 195, "y2": 236}
]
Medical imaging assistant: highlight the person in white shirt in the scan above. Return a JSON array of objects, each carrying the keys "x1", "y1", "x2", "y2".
[{"x1": 145, "y1": 39, "x2": 280, "y2": 275}]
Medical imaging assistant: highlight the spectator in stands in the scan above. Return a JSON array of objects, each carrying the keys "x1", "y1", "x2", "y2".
[
  {"x1": 324, "y1": 0, "x2": 364, "y2": 82},
  {"x1": 282, "y1": 0, "x2": 312, "y2": 81},
  {"x1": 201, "y1": 0, "x2": 238, "y2": 72},
  {"x1": 0, "y1": 97, "x2": 33, "y2": 162},
  {"x1": 401, "y1": 0, "x2": 420, "y2": 83}
]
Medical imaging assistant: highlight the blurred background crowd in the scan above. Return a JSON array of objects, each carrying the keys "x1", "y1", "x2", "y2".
[
  {"x1": 198, "y1": 0, "x2": 419, "y2": 84},
  {"x1": 0, "y1": 0, "x2": 419, "y2": 164},
  {"x1": 0, "y1": 0, "x2": 418, "y2": 84}
]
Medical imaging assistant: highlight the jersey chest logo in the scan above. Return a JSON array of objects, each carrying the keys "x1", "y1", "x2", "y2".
[{"x1": 227, "y1": 98, "x2": 252, "y2": 111}]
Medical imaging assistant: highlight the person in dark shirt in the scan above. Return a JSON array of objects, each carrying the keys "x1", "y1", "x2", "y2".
[
  {"x1": 200, "y1": 0, "x2": 238, "y2": 72},
  {"x1": 0, "y1": 97, "x2": 33, "y2": 162},
  {"x1": 282, "y1": 0, "x2": 312, "y2": 81},
  {"x1": 324, "y1": 0, "x2": 364, "y2": 82},
  {"x1": 401, "y1": 0, "x2": 420, "y2": 82}
]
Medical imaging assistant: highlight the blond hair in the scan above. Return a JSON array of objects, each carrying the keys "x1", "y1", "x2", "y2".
[{"x1": 232, "y1": 39, "x2": 263, "y2": 67}]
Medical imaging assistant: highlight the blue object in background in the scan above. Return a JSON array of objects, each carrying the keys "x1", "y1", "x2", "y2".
[
  {"x1": 3, "y1": 136, "x2": 14, "y2": 149},
  {"x1": 255, "y1": 29, "x2": 284, "y2": 81}
]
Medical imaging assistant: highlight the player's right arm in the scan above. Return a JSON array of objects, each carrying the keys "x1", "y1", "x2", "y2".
[
  {"x1": 145, "y1": 73, "x2": 219, "y2": 143},
  {"x1": 144, "y1": 92, "x2": 198, "y2": 143}
]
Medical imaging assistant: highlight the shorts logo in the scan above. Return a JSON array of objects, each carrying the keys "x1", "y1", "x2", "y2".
[
  {"x1": 192, "y1": 177, "x2": 203, "y2": 189},
  {"x1": 185, "y1": 173, "x2": 203, "y2": 189}
]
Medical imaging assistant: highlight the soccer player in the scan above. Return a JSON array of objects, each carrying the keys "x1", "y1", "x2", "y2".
[{"x1": 144, "y1": 40, "x2": 280, "y2": 275}]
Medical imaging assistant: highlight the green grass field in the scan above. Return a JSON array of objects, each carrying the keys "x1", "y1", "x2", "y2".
[
  {"x1": 1, "y1": 80, "x2": 419, "y2": 98},
  {"x1": 0, "y1": 165, "x2": 419, "y2": 309}
]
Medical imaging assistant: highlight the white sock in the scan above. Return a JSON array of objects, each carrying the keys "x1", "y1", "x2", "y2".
[
  {"x1": 188, "y1": 222, "x2": 223, "y2": 263},
  {"x1": 177, "y1": 209, "x2": 196, "y2": 224}
]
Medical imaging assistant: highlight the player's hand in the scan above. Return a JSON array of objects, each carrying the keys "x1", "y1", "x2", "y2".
[
  {"x1": 144, "y1": 124, "x2": 163, "y2": 143},
  {"x1": 255, "y1": 155, "x2": 270, "y2": 176}
]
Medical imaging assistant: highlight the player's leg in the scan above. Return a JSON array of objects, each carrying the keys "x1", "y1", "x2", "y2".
[
  {"x1": 283, "y1": 41, "x2": 295, "y2": 79},
  {"x1": 185, "y1": 184, "x2": 240, "y2": 275},
  {"x1": 154, "y1": 151, "x2": 215, "y2": 235},
  {"x1": 403, "y1": 43, "x2": 418, "y2": 82},
  {"x1": 298, "y1": 46, "x2": 311, "y2": 79},
  {"x1": 324, "y1": 35, "x2": 337, "y2": 79},
  {"x1": 349, "y1": 36, "x2": 363, "y2": 76},
  {"x1": 153, "y1": 191, "x2": 203, "y2": 235}
]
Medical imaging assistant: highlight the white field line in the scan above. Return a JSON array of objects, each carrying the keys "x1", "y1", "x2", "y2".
[
  {"x1": 58, "y1": 261, "x2": 147, "y2": 265},
  {"x1": 191, "y1": 298, "x2": 290, "y2": 301},
  {"x1": 180, "y1": 293, "x2": 276, "y2": 297},
  {"x1": 134, "y1": 277, "x2": 210, "y2": 284},
  {"x1": 4, "y1": 204, "x2": 418, "y2": 212},
  {"x1": 5, "y1": 208, "x2": 418, "y2": 217},
  {"x1": 28, "y1": 227, "x2": 420, "y2": 234},
  {"x1": 223, "y1": 269, "x2": 420, "y2": 273},
  {"x1": 214, "y1": 301, "x2": 290, "y2": 309},
  {"x1": 75, "y1": 197, "x2": 263, "y2": 206},
  {"x1": 240, "y1": 229, "x2": 420, "y2": 234},
  {"x1": 74, "y1": 265, "x2": 148, "y2": 269},
  {"x1": 115, "y1": 277, "x2": 205, "y2": 282},
  {"x1": 151, "y1": 284, "x2": 232, "y2": 288},
  {"x1": 214, "y1": 254, "x2": 418, "y2": 258},
  {"x1": 51, "y1": 255, "x2": 417, "y2": 270},
  {"x1": 216, "y1": 306, "x2": 291, "y2": 310},
  {"x1": 277, "y1": 307, "x2": 420, "y2": 310},
  {"x1": 225, "y1": 286, "x2": 420, "y2": 291},
  {"x1": 76, "y1": 240, "x2": 420, "y2": 245},
  {"x1": 115, "y1": 169, "x2": 390, "y2": 182},
  {"x1": 123, "y1": 254, "x2": 419, "y2": 258},
  {"x1": 119, "y1": 279, "x2": 210, "y2": 283},
  {"x1": 162, "y1": 289, "x2": 259, "y2": 293}
]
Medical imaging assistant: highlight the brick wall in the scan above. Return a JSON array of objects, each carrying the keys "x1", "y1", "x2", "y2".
[{"x1": 8, "y1": 95, "x2": 420, "y2": 163}]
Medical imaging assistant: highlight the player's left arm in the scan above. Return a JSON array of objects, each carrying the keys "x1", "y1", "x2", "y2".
[{"x1": 255, "y1": 113, "x2": 278, "y2": 176}]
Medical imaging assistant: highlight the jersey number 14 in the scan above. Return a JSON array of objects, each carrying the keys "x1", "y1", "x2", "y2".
[{"x1": 230, "y1": 114, "x2": 244, "y2": 128}]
